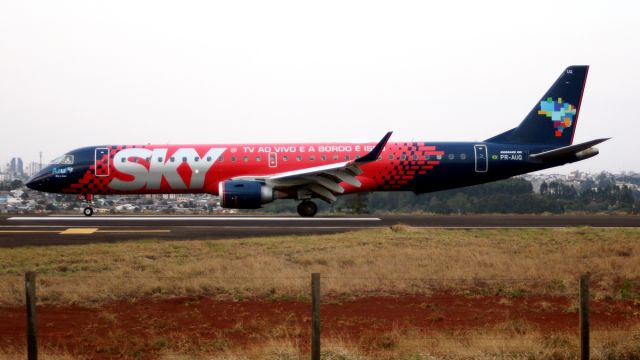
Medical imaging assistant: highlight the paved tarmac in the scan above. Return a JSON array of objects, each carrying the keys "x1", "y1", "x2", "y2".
[{"x1": 0, "y1": 214, "x2": 638, "y2": 247}]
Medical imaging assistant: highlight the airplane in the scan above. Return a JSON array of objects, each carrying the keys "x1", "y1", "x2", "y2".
[{"x1": 26, "y1": 65, "x2": 608, "y2": 217}]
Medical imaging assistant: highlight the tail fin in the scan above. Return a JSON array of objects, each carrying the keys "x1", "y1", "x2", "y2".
[{"x1": 486, "y1": 65, "x2": 589, "y2": 147}]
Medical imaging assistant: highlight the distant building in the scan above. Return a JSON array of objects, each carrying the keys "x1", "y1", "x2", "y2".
[
  {"x1": 176, "y1": 195, "x2": 192, "y2": 203},
  {"x1": 26, "y1": 162, "x2": 42, "y2": 177},
  {"x1": 568, "y1": 170, "x2": 583, "y2": 181},
  {"x1": 9, "y1": 157, "x2": 24, "y2": 178}
]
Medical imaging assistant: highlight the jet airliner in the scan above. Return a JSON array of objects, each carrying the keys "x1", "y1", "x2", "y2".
[{"x1": 27, "y1": 66, "x2": 608, "y2": 217}]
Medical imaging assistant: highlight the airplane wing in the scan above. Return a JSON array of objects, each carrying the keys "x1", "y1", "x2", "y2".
[
  {"x1": 529, "y1": 138, "x2": 610, "y2": 162},
  {"x1": 232, "y1": 132, "x2": 392, "y2": 202}
]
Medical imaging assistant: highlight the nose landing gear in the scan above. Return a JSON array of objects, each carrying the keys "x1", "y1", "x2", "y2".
[
  {"x1": 297, "y1": 200, "x2": 318, "y2": 217},
  {"x1": 83, "y1": 207, "x2": 94, "y2": 217},
  {"x1": 79, "y1": 194, "x2": 94, "y2": 217}
]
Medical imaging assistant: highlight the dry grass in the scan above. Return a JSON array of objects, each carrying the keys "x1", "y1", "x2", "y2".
[
  {"x1": 0, "y1": 227, "x2": 639, "y2": 305},
  {"x1": 4, "y1": 326, "x2": 637, "y2": 359},
  {"x1": 151, "y1": 325, "x2": 640, "y2": 359},
  {"x1": 0, "y1": 323, "x2": 640, "y2": 360},
  {"x1": 0, "y1": 348, "x2": 77, "y2": 360}
]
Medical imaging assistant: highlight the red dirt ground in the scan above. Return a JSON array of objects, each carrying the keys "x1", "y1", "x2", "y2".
[{"x1": 1, "y1": 293, "x2": 638, "y2": 359}]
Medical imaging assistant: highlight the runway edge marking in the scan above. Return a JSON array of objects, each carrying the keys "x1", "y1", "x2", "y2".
[{"x1": 8, "y1": 217, "x2": 382, "y2": 222}]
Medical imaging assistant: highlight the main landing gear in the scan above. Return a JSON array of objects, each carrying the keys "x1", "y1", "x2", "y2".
[
  {"x1": 80, "y1": 194, "x2": 94, "y2": 217},
  {"x1": 297, "y1": 200, "x2": 318, "y2": 217}
]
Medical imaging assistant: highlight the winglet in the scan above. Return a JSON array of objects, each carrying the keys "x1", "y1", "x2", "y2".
[{"x1": 355, "y1": 131, "x2": 393, "y2": 163}]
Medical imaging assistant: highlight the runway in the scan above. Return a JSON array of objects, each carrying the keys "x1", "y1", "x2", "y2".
[{"x1": 0, "y1": 214, "x2": 638, "y2": 247}]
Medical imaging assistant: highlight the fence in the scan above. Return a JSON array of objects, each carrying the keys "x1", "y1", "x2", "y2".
[{"x1": 0, "y1": 272, "x2": 637, "y2": 359}]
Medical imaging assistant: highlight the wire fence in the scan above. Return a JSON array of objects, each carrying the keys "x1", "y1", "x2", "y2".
[{"x1": 1, "y1": 272, "x2": 639, "y2": 359}]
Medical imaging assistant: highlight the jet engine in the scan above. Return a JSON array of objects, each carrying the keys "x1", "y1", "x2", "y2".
[{"x1": 218, "y1": 180, "x2": 274, "y2": 209}]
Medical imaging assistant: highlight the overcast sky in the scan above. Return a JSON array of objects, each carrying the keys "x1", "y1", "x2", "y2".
[{"x1": 1, "y1": 0, "x2": 638, "y2": 173}]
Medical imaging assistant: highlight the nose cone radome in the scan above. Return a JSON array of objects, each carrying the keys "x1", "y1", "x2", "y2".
[
  {"x1": 26, "y1": 170, "x2": 53, "y2": 192},
  {"x1": 25, "y1": 178, "x2": 36, "y2": 190},
  {"x1": 26, "y1": 175, "x2": 43, "y2": 191}
]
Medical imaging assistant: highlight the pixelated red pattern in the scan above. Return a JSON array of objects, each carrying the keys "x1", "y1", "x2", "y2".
[
  {"x1": 63, "y1": 145, "x2": 126, "y2": 195},
  {"x1": 367, "y1": 142, "x2": 444, "y2": 191}
]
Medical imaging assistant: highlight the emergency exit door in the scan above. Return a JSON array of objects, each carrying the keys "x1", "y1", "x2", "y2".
[
  {"x1": 268, "y1": 152, "x2": 277, "y2": 168},
  {"x1": 474, "y1": 145, "x2": 488, "y2": 173}
]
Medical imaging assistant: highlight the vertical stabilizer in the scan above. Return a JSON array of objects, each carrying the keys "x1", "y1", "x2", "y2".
[{"x1": 486, "y1": 65, "x2": 589, "y2": 147}]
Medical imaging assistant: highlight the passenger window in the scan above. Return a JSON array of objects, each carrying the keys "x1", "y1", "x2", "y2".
[
  {"x1": 243, "y1": 156, "x2": 248, "y2": 162},
  {"x1": 182, "y1": 157, "x2": 187, "y2": 162},
  {"x1": 218, "y1": 156, "x2": 224, "y2": 162},
  {"x1": 460, "y1": 153, "x2": 467, "y2": 160},
  {"x1": 296, "y1": 155, "x2": 302, "y2": 161},
  {"x1": 170, "y1": 157, "x2": 175, "y2": 162},
  {"x1": 157, "y1": 157, "x2": 163, "y2": 163},
  {"x1": 345, "y1": 155, "x2": 350, "y2": 161},
  {"x1": 333, "y1": 155, "x2": 339, "y2": 160},
  {"x1": 206, "y1": 156, "x2": 212, "y2": 162},
  {"x1": 121, "y1": 158, "x2": 126, "y2": 163},
  {"x1": 448, "y1": 154, "x2": 455, "y2": 160},
  {"x1": 401, "y1": 154, "x2": 407, "y2": 160},
  {"x1": 412, "y1": 154, "x2": 418, "y2": 161},
  {"x1": 230, "y1": 156, "x2": 236, "y2": 162},
  {"x1": 283, "y1": 155, "x2": 288, "y2": 161},
  {"x1": 256, "y1": 156, "x2": 261, "y2": 162},
  {"x1": 436, "y1": 155, "x2": 442, "y2": 160},
  {"x1": 355, "y1": 155, "x2": 361, "y2": 159},
  {"x1": 194, "y1": 156, "x2": 200, "y2": 162},
  {"x1": 388, "y1": 154, "x2": 394, "y2": 160},
  {"x1": 310, "y1": 155, "x2": 315, "y2": 161},
  {"x1": 145, "y1": 157, "x2": 151, "y2": 163},
  {"x1": 321, "y1": 155, "x2": 326, "y2": 161}
]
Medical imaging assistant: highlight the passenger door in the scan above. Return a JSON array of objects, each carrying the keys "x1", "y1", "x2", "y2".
[{"x1": 94, "y1": 148, "x2": 110, "y2": 177}]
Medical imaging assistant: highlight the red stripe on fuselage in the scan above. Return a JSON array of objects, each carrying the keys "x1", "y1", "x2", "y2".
[{"x1": 63, "y1": 142, "x2": 446, "y2": 195}]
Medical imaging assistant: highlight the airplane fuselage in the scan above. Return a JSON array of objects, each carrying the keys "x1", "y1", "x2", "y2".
[{"x1": 29, "y1": 141, "x2": 573, "y2": 197}]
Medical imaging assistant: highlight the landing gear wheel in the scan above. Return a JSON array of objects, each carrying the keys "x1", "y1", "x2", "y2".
[
  {"x1": 83, "y1": 207, "x2": 94, "y2": 217},
  {"x1": 297, "y1": 201, "x2": 318, "y2": 217}
]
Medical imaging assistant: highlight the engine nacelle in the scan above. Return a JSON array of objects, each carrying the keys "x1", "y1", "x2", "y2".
[
  {"x1": 575, "y1": 147, "x2": 599, "y2": 161},
  {"x1": 218, "y1": 180, "x2": 274, "y2": 209}
]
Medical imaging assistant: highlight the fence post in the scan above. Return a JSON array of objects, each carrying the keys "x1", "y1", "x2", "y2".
[
  {"x1": 311, "y1": 273, "x2": 320, "y2": 360},
  {"x1": 579, "y1": 273, "x2": 589, "y2": 360},
  {"x1": 25, "y1": 271, "x2": 38, "y2": 360}
]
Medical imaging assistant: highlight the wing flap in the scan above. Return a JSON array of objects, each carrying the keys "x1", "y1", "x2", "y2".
[
  {"x1": 305, "y1": 175, "x2": 345, "y2": 194},
  {"x1": 308, "y1": 184, "x2": 337, "y2": 202},
  {"x1": 325, "y1": 170, "x2": 361, "y2": 187}
]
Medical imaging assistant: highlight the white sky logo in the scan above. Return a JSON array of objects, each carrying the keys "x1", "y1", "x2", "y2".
[{"x1": 110, "y1": 148, "x2": 226, "y2": 191}]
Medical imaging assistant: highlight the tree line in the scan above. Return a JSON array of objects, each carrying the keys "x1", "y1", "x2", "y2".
[{"x1": 266, "y1": 174, "x2": 639, "y2": 214}]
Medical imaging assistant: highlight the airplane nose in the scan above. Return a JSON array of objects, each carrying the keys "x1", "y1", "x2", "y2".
[
  {"x1": 26, "y1": 171, "x2": 50, "y2": 191},
  {"x1": 25, "y1": 177, "x2": 40, "y2": 191}
]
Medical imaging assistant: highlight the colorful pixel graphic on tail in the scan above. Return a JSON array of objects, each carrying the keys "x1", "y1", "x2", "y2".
[{"x1": 537, "y1": 97, "x2": 577, "y2": 137}]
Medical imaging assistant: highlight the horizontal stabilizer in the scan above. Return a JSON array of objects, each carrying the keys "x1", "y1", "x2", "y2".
[{"x1": 529, "y1": 138, "x2": 610, "y2": 162}]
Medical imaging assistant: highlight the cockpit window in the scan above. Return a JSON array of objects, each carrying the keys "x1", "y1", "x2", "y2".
[{"x1": 50, "y1": 155, "x2": 74, "y2": 165}]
